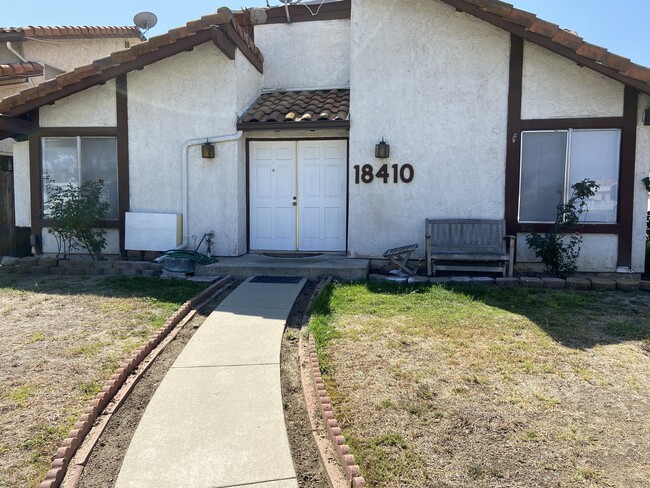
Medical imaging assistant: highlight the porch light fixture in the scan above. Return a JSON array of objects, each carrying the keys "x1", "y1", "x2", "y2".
[
  {"x1": 375, "y1": 138, "x2": 390, "y2": 159},
  {"x1": 201, "y1": 140, "x2": 215, "y2": 159}
]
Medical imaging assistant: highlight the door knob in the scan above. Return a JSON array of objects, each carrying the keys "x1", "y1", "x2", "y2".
[{"x1": 292, "y1": 201, "x2": 297, "y2": 206}]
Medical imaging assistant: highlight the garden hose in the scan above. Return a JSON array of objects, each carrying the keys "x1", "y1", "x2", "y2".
[{"x1": 157, "y1": 250, "x2": 216, "y2": 272}]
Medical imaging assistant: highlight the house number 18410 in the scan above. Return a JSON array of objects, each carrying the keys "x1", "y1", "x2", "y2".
[{"x1": 353, "y1": 163, "x2": 414, "y2": 184}]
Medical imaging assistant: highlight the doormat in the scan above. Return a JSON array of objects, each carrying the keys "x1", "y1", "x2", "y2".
[
  {"x1": 250, "y1": 276, "x2": 303, "y2": 284},
  {"x1": 263, "y1": 252, "x2": 322, "y2": 259}
]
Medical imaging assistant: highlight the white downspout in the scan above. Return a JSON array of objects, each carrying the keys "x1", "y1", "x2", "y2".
[
  {"x1": 174, "y1": 131, "x2": 244, "y2": 250},
  {"x1": 6, "y1": 42, "x2": 37, "y2": 86}
]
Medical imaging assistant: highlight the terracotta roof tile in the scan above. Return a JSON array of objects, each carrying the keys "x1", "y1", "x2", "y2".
[
  {"x1": 0, "y1": 62, "x2": 43, "y2": 80},
  {"x1": 0, "y1": 25, "x2": 145, "y2": 40},
  {"x1": 506, "y1": 8, "x2": 536, "y2": 27},
  {"x1": 439, "y1": 0, "x2": 650, "y2": 92},
  {"x1": 110, "y1": 48, "x2": 138, "y2": 65},
  {"x1": 239, "y1": 89, "x2": 350, "y2": 124},
  {"x1": 605, "y1": 52, "x2": 631, "y2": 72},
  {"x1": 576, "y1": 43, "x2": 609, "y2": 64},
  {"x1": 482, "y1": 0, "x2": 514, "y2": 18},
  {"x1": 0, "y1": 9, "x2": 263, "y2": 115},
  {"x1": 622, "y1": 63, "x2": 650, "y2": 84},
  {"x1": 549, "y1": 29, "x2": 584, "y2": 50},
  {"x1": 526, "y1": 18, "x2": 559, "y2": 38}
]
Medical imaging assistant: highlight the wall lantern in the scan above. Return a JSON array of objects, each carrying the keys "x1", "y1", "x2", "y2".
[
  {"x1": 201, "y1": 141, "x2": 215, "y2": 159},
  {"x1": 375, "y1": 138, "x2": 390, "y2": 159}
]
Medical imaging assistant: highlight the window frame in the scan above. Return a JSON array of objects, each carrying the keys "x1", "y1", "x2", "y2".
[
  {"x1": 517, "y1": 127, "x2": 622, "y2": 226},
  {"x1": 37, "y1": 128, "x2": 120, "y2": 229},
  {"x1": 41, "y1": 135, "x2": 119, "y2": 220}
]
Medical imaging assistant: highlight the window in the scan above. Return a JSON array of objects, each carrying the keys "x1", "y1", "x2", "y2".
[
  {"x1": 42, "y1": 137, "x2": 118, "y2": 219},
  {"x1": 519, "y1": 129, "x2": 621, "y2": 224}
]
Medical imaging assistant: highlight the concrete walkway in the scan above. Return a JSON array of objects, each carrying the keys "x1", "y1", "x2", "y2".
[{"x1": 115, "y1": 277, "x2": 307, "y2": 488}]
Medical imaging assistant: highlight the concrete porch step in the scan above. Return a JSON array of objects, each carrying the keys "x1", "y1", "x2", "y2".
[{"x1": 194, "y1": 254, "x2": 369, "y2": 281}]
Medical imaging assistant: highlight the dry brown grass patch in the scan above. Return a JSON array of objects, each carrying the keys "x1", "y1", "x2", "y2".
[
  {"x1": 311, "y1": 282, "x2": 650, "y2": 487},
  {"x1": 0, "y1": 274, "x2": 205, "y2": 488}
]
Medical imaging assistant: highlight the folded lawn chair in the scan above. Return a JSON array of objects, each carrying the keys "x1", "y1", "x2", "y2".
[{"x1": 382, "y1": 243, "x2": 419, "y2": 276}]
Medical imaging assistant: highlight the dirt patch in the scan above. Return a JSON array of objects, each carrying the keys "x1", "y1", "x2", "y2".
[
  {"x1": 76, "y1": 285, "x2": 235, "y2": 487},
  {"x1": 77, "y1": 279, "x2": 327, "y2": 487},
  {"x1": 283, "y1": 280, "x2": 328, "y2": 488},
  {"x1": 0, "y1": 275, "x2": 206, "y2": 488}
]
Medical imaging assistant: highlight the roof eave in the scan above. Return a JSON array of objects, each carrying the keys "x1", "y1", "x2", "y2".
[
  {"x1": 440, "y1": 0, "x2": 650, "y2": 95},
  {"x1": 0, "y1": 10, "x2": 263, "y2": 117},
  {"x1": 237, "y1": 120, "x2": 350, "y2": 131}
]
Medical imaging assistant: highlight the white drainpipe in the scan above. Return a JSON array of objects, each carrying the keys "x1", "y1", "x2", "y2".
[
  {"x1": 175, "y1": 131, "x2": 244, "y2": 250},
  {"x1": 6, "y1": 42, "x2": 37, "y2": 86}
]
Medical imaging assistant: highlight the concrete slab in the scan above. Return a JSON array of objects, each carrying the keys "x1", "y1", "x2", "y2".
[
  {"x1": 195, "y1": 253, "x2": 369, "y2": 281},
  {"x1": 115, "y1": 277, "x2": 306, "y2": 488},
  {"x1": 115, "y1": 365, "x2": 296, "y2": 488},
  {"x1": 245, "y1": 480, "x2": 299, "y2": 488},
  {"x1": 215, "y1": 305, "x2": 294, "y2": 320},
  {"x1": 219, "y1": 282, "x2": 304, "y2": 310},
  {"x1": 173, "y1": 312, "x2": 286, "y2": 367}
]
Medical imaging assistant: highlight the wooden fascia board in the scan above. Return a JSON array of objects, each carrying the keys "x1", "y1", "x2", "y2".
[
  {"x1": 519, "y1": 117, "x2": 625, "y2": 130},
  {"x1": 263, "y1": 0, "x2": 351, "y2": 23},
  {"x1": 516, "y1": 223, "x2": 621, "y2": 234},
  {"x1": 0, "y1": 114, "x2": 36, "y2": 134},
  {"x1": 439, "y1": 0, "x2": 650, "y2": 95},
  {"x1": 0, "y1": 33, "x2": 26, "y2": 42},
  {"x1": 236, "y1": 120, "x2": 350, "y2": 131},
  {"x1": 223, "y1": 23, "x2": 263, "y2": 73},
  {"x1": 211, "y1": 28, "x2": 236, "y2": 60},
  {"x1": 3, "y1": 29, "x2": 214, "y2": 117}
]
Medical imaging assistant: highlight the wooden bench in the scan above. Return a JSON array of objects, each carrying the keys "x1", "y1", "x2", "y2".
[{"x1": 425, "y1": 219, "x2": 515, "y2": 277}]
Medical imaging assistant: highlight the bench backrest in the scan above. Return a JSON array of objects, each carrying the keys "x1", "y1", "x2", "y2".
[{"x1": 426, "y1": 219, "x2": 506, "y2": 253}]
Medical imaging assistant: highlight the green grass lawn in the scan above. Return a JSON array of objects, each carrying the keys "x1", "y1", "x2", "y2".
[
  {"x1": 310, "y1": 281, "x2": 650, "y2": 487},
  {"x1": 0, "y1": 275, "x2": 206, "y2": 488}
]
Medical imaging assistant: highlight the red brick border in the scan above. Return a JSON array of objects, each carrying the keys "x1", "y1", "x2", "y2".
[
  {"x1": 306, "y1": 336, "x2": 365, "y2": 488},
  {"x1": 39, "y1": 276, "x2": 232, "y2": 488},
  {"x1": 300, "y1": 277, "x2": 365, "y2": 488}
]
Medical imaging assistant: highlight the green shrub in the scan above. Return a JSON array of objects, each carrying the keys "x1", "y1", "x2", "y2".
[
  {"x1": 525, "y1": 179, "x2": 598, "y2": 279},
  {"x1": 45, "y1": 179, "x2": 110, "y2": 260}
]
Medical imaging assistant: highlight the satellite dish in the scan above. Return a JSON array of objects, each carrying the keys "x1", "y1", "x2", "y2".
[{"x1": 133, "y1": 11, "x2": 158, "y2": 31}]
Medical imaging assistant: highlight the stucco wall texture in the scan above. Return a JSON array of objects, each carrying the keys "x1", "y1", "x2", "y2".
[
  {"x1": 40, "y1": 81, "x2": 117, "y2": 127},
  {"x1": 128, "y1": 44, "x2": 261, "y2": 257},
  {"x1": 22, "y1": 37, "x2": 141, "y2": 83},
  {"x1": 521, "y1": 41, "x2": 624, "y2": 119},
  {"x1": 254, "y1": 19, "x2": 350, "y2": 90},
  {"x1": 348, "y1": 0, "x2": 510, "y2": 257}
]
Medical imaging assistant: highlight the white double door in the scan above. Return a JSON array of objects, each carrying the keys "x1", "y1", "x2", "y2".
[{"x1": 249, "y1": 140, "x2": 347, "y2": 252}]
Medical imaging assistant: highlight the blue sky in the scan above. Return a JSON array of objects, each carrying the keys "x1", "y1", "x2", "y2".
[{"x1": 1, "y1": 0, "x2": 648, "y2": 66}]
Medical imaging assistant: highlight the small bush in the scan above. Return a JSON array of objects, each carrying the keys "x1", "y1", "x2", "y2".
[
  {"x1": 525, "y1": 179, "x2": 598, "y2": 279},
  {"x1": 45, "y1": 179, "x2": 110, "y2": 260}
]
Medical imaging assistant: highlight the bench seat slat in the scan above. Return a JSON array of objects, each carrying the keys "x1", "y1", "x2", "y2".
[
  {"x1": 429, "y1": 252, "x2": 509, "y2": 262},
  {"x1": 425, "y1": 218, "x2": 515, "y2": 277},
  {"x1": 434, "y1": 264, "x2": 505, "y2": 273}
]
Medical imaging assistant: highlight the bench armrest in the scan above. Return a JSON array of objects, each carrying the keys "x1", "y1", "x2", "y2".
[
  {"x1": 503, "y1": 235, "x2": 515, "y2": 277},
  {"x1": 425, "y1": 234, "x2": 432, "y2": 276}
]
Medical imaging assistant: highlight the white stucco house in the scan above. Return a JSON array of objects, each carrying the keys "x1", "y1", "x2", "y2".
[
  {"x1": 1, "y1": 0, "x2": 649, "y2": 274},
  {"x1": 0, "y1": 24, "x2": 143, "y2": 255}
]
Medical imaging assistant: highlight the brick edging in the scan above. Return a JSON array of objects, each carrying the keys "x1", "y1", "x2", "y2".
[
  {"x1": 300, "y1": 277, "x2": 365, "y2": 488},
  {"x1": 306, "y1": 336, "x2": 365, "y2": 488},
  {"x1": 370, "y1": 273, "x2": 650, "y2": 291},
  {"x1": 39, "y1": 276, "x2": 232, "y2": 488}
]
